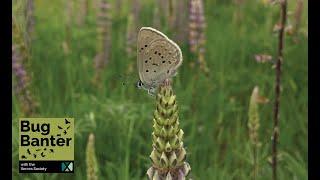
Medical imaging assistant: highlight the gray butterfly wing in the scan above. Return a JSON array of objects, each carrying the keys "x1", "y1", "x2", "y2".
[
  {"x1": 137, "y1": 27, "x2": 167, "y2": 85},
  {"x1": 137, "y1": 27, "x2": 183, "y2": 87},
  {"x1": 143, "y1": 39, "x2": 182, "y2": 84}
]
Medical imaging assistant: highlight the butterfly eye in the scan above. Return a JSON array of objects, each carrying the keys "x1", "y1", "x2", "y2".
[{"x1": 136, "y1": 81, "x2": 143, "y2": 89}]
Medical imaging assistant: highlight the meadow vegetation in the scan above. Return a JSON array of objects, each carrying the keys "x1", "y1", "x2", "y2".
[{"x1": 12, "y1": 0, "x2": 307, "y2": 179}]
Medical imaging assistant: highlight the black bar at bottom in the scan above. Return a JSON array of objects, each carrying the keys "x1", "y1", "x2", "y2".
[{"x1": 19, "y1": 160, "x2": 74, "y2": 173}]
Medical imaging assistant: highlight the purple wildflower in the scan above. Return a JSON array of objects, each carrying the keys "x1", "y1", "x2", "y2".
[
  {"x1": 188, "y1": 0, "x2": 206, "y2": 54},
  {"x1": 172, "y1": 0, "x2": 188, "y2": 44},
  {"x1": 94, "y1": 0, "x2": 112, "y2": 70},
  {"x1": 293, "y1": 0, "x2": 303, "y2": 34},
  {"x1": 92, "y1": 0, "x2": 112, "y2": 85},
  {"x1": 126, "y1": 0, "x2": 140, "y2": 57},
  {"x1": 254, "y1": 54, "x2": 273, "y2": 63},
  {"x1": 12, "y1": 45, "x2": 28, "y2": 94},
  {"x1": 189, "y1": 0, "x2": 209, "y2": 75},
  {"x1": 12, "y1": 45, "x2": 37, "y2": 115},
  {"x1": 132, "y1": 0, "x2": 141, "y2": 21},
  {"x1": 126, "y1": 13, "x2": 136, "y2": 58},
  {"x1": 77, "y1": 0, "x2": 89, "y2": 26}
]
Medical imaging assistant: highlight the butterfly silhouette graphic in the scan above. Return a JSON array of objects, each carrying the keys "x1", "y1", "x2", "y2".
[
  {"x1": 65, "y1": 119, "x2": 71, "y2": 124},
  {"x1": 41, "y1": 152, "x2": 46, "y2": 157}
]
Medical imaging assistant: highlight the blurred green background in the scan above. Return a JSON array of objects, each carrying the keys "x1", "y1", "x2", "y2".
[{"x1": 12, "y1": 0, "x2": 307, "y2": 179}]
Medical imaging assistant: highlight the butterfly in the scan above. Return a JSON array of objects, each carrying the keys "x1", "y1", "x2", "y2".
[
  {"x1": 136, "y1": 27, "x2": 183, "y2": 96},
  {"x1": 41, "y1": 152, "x2": 46, "y2": 157},
  {"x1": 65, "y1": 119, "x2": 71, "y2": 124}
]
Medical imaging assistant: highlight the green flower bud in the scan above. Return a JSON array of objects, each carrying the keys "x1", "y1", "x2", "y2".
[{"x1": 147, "y1": 81, "x2": 191, "y2": 179}]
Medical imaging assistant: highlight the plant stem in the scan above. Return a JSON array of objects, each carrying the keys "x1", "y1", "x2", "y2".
[
  {"x1": 272, "y1": 1, "x2": 287, "y2": 180},
  {"x1": 253, "y1": 146, "x2": 257, "y2": 180},
  {"x1": 168, "y1": 0, "x2": 176, "y2": 30}
]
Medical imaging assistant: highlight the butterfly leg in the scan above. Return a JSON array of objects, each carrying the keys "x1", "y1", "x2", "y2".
[
  {"x1": 170, "y1": 69, "x2": 178, "y2": 77},
  {"x1": 148, "y1": 87, "x2": 156, "y2": 96}
]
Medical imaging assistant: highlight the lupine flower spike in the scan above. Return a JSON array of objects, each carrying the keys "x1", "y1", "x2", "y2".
[
  {"x1": 188, "y1": 0, "x2": 209, "y2": 76},
  {"x1": 126, "y1": 13, "x2": 137, "y2": 74},
  {"x1": 293, "y1": 0, "x2": 303, "y2": 36},
  {"x1": 174, "y1": 0, "x2": 188, "y2": 45},
  {"x1": 232, "y1": 0, "x2": 245, "y2": 24},
  {"x1": 126, "y1": 0, "x2": 140, "y2": 54},
  {"x1": 115, "y1": 0, "x2": 122, "y2": 16},
  {"x1": 12, "y1": 11, "x2": 38, "y2": 116},
  {"x1": 248, "y1": 86, "x2": 269, "y2": 179},
  {"x1": 147, "y1": 79, "x2": 191, "y2": 180},
  {"x1": 126, "y1": 13, "x2": 136, "y2": 58},
  {"x1": 12, "y1": 45, "x2": 38, "y2": 116},
  {"x1": 155, "y1": 0, "x2": 169, "y2": 26},
  {"x1": 168, "y1": 0, "x2": 176, "y2": 30},
  {"x1": 254, "y1": 54, "x2": 273, "y2": 64},
  {"x1": 63, "y1": 0, "x2": 74, "y2": 55},
  {"x1": 125, "y1": 0, "x2": 140, "y2": 74},
  {"x1": 77, "y1": 0, "x2": 89, "y2": 26},
  {"x1": 153, "y1": 2, "x2": 161, "y2": 29},
  {"x1": 86, "y1": 133, "x2": 98, "y2": 180},
  {"x1": 248, "y1": 86, "x2": 260, "y2": 180},
  {"x1": 132, "y1": 0, "x2": 141, "y2": 21},
  {"x1": 25, "y1": 0, "x2": 35, "y2": 44},
  {"x1": 93, "y1": 0, "x2": 112, "y2": 86}
]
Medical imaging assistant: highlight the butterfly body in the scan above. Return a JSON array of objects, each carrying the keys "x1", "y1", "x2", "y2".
[
  {"x1": 136, "y1": 80, "x2": 157, "y2": 96},
  {"x1": 137, "y1": 27, "x2": 182, "y2": 95}
]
